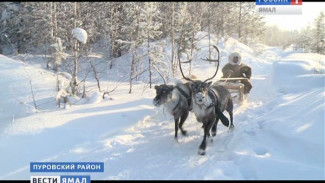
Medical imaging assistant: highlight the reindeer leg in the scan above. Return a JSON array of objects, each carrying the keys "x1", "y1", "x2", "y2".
[
  {"x1": 211, "y1": 117, "x2": 219, "y2": 137},
  {"x1": 179, "y1": 111, "x2": 189, "y2": 136},
  {"x1": 216, "y1": 106, "x2": 229, "y2": 127},
  {"x1": 228, "y1": 112, "x2": 234, "y2": 132},
  {"x1": 227, "y1": 99, "x2": 235, "y2": 131},
  {"x1": 174, "y1": 117, "x2": 180, "y2": 140},
  {"x1": 198, "y1": 119, "x2": 215, "y2": 155}
]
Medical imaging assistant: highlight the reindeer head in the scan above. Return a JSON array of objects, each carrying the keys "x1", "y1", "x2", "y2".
[
  {"x1": 153, "y1": 84, "x2": 175, "y2": 106},
  {"x1": 178, "y1": 45, "x2": 220, "y2": 106},
  {"x1": 191, "y1": 80, "x2": 212, "y2": 105}
]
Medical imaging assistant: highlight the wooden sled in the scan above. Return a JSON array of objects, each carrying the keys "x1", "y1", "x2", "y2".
[{"x1": 213, "y1": 77, "x2": 248, "y2": 103}]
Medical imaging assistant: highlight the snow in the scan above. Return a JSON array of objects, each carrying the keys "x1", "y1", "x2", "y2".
[
  {"x1": 0, "y1": 55, "x2": 59, "y2": 131},
  {"x1": 87, "y1": 91, "x2": 103, "y2": 104},
  {"x1": 272, "y1": 52, "x2": 325, "y2": 93},
  {"x1": 0, "y1": 32, "x2": 324, "y2": 180},
  {"x1": 72, "y1": 28, "x2": 88, "y2": 44}
]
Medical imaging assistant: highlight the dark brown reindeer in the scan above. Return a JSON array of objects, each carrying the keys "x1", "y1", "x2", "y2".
[{"x1": 179, "y1": 46, "x2": 235, "y2": 155}]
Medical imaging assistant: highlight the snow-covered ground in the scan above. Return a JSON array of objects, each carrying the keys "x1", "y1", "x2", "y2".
[{"x1": 0, "y1": 33, "x2": 324, "y2": 180}]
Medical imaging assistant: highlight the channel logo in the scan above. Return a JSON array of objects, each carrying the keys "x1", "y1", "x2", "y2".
[
  {"x1": 256, "y1": 0, "x2": 302, "y2": 5},
  {"x1": 255, "y1": 0, "x2": 303, "y2": 15},
  {"x1": 31, "y1": 175, "x2": 90, "y2": 183}
]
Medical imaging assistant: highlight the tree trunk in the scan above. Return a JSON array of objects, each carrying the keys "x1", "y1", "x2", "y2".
[
  {"x1": 53, "y1": 2, "x2": 58, "y2": 72},
  {"x1": 109, "y1": 5, "x2": 116, "y2": 69},
  {"x1": 148, "y1": 34, "x2": 152, "y2": 88},
  {"x1": 50, "y1": 2, "x2": 54, "y2": 42},
  {"x1": 221, "y1": 4, "x2": 225, "y2": 37},
  {"x1": 147, "y1": 3, "x2": 152, "y2": 88},
  {"x1": 129, "y1": 44, "x2": 138, "y2": 94},
  {"x1": 189, "y1": 31, "x2": 195, "y2": 75},
  {"x1": 129, "y1": 7, "x2": 140, "y2": 94},
  {"x1": 170, "y1": 2, "x2": 175, "y2": 76},
  {"x1": 72, "y1": 2, "x2": 78, "y2": 95},
  {"x1": 90, "y1": 60, "x2": 101, "y2": 92},
  {"x1": 50, "y1": 2, "x2": 59, "y2": 72},
  {"x1": 17, "y1": 4, "x2": 25, "y2": 54},
  {"x1": 0, "y1": 39, "x2": 2, "y2": 54},
  {"x1": 53, "y1": 2, "x2": 57, "y2": 38},
  {"x1": 177, "y1": 2, "x2": 188, "y2": 73},
  {"x1": 238, "y1": 2, "x2": 242, "y2": 40},
  {"x1": 208, "y1": 2, "x2": 211, "y2": 64}
]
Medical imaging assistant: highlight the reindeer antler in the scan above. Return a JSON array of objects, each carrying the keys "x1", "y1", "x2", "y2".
[
  {"x1": 178, "y1": 52, "x2": 194, "y2": 82},
  {"x1": 203, "y1": 45, "x2": 220, "y2": 83},
  {"x1": 178, "y1": 45, "x2": 220, "y2": 83}
]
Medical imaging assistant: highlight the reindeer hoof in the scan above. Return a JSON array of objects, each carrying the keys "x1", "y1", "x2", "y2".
[
  {"x1": 209, "y1": 138, "x2": 213, "y2": 143},
  {"x1": 212, "y1": 131, "x2": 217, "y2": 137},
  {"x1": 181, "y1": 130, "x2": 188, "y2": 136},
  {"x1": 198, "y1": 149, "x2": 206, "y2": 155},
  {"x1": 228, "y1": 125, "x2": 235, "y2": 132}
]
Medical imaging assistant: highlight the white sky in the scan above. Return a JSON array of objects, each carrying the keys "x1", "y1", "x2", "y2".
[{"x1": 263, "y1": 2, "x2": 325, "y2": 31}]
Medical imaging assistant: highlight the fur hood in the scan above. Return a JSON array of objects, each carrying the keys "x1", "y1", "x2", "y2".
[{"x1": 228, "y1": 52, "x2": 242, "y2": 65}]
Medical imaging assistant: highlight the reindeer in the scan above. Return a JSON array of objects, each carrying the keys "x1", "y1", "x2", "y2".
[
  {"x1": 153, "y1": 81, "x2": 193, "y2": 142},
  {"x1": 179, "y1": 46, "x2": 234, "y2": 155}
]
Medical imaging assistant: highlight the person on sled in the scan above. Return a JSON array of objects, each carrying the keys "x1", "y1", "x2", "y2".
[{"x1": 221, "y1": 52, "x2": 252, "y2": 94}]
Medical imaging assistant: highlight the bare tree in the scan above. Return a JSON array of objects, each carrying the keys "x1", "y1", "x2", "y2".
[
  {"x1": 129, "y1": 4, "x2": 141, "y2": 93},
  {"x1": 71, "y1": 2, "x2": 78, "y2": 95}
]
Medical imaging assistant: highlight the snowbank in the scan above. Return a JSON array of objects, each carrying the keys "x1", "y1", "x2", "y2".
[
  {"x1": 87, "y1": 91, "x2": 103, "y2": 104},
  {"x1": 271, "y1": 53, "x2": 325, "y2": 93},
  {"x1": 0, "y1": 54, "x2": 59, "y2": 133}
]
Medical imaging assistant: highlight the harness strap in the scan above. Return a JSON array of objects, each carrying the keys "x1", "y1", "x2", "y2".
[
  {"x1": 208, "y1": 89, "x2": 218, "y2": 108},
  {"x1": 172, "y1": 97, "x2": 181, "y2": 115},
  {"x1": 175, "y1": 86, "x2": 192, "y2": 108},
  {"x1": 209, "y1": 88, "x2": 230, "y2": 127},
  {"x1": 175, "y1": 86, "x2": 190, "y2": 98}
]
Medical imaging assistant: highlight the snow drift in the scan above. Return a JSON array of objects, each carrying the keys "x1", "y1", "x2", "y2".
[
  {"x1": 272, "y1": 53, "x2": 325, "y2": 93},
  {"x1": 0, "y1": 55, "x2": 59, "y2": 133}
]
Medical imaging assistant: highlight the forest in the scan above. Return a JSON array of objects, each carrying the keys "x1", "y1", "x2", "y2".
[{"x1": 0, "y1": 2, "x2": 324, "y2": 95}]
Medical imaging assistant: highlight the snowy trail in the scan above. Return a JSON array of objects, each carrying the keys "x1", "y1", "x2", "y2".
[
  {"x1": 0, "y1": 36, "x2": 324, "y2": 180},
  {"x1": 84, "y1": 46, "x2": 323, "y2": 180}
]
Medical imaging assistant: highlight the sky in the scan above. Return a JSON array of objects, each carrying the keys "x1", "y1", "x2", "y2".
[{"x1": 263, "y1": 2, "x2": 325, "y2": 31}]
